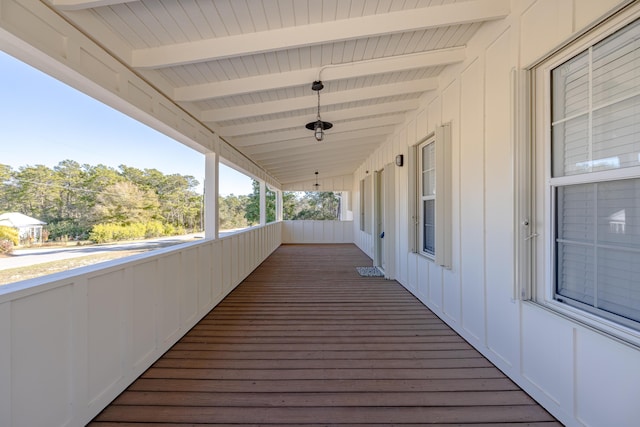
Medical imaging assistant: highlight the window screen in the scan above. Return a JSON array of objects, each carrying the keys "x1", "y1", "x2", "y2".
[
  {"x1": 419, "y1": 140, "x2": 436, "y2": 256},
  {"x1": 551, "y1": 18, "x2": 640, "y2": 328},
  {"x1": 552, "y1": 19, "x2": 640, "y2": 177},
  {"x1": 555, "y1": 179, "x2": 640, "y2": 324}
]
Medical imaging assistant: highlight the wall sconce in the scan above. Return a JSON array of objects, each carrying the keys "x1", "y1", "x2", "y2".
[{"x1": 395, "y1": 154, "x2": 404, "y2": 167}]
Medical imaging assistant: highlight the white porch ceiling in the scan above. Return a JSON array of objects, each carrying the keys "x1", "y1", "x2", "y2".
[{"x1": 46, "y1": 0, "x2": 509, "y2": 185}]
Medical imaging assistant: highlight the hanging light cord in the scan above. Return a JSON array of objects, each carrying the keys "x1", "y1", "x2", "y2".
[{"x1": 316, "y1": 89, "x2": 321, "y2": 121}]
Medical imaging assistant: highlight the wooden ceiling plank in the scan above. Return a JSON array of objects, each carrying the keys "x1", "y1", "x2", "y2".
[
  {"x1": 247, "y1": 2, "x2": 269, "y2": 32},
  {"x1": 279, "y1": 0, "x2": 297, "y2": 27},
  {"x1": 214, "y1": 0, "x2": 242, "y2": 36},
  {"x1": 232, "y1": 1, "x2": 257, "y2": 34},
  {"x1": 291, "y1": 0, "x2": 308, "y2": 26},
  {"x1": 146, "y1": 2, "x2": 190, "y2": 45},
  {"x1": 108, "y1": 2, "x2": 157, "y2": 46}
]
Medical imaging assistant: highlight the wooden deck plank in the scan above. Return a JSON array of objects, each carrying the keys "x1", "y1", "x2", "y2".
[
  {"x1": 162, "y1": 349, "x2": 484, "y2": 360},
  {"x1": 89, "y1": 244, "x2": 560, "y2": 426},
  {"x1": 126, "y1": 378, "x2": 522, "y2": 393},
  {"x1": 112, "y1": 390, "x2": 538, "y2": 407},
  {"x1": 190, "y1": 324, "x2": 455, "y2": 333},
  {"x1": 151, "y1": 357, "x2": 495, "y2": 370},
  {"x1": 189, "y1": 324, "x2": 453, "y2": 330},
  {"x1": 91, "y1": 423, "x2": 562, "y2": 427},
  {"x1": 179, "y1": 334, "x2": 465, "y2": 343},
  {"x1": 94, "y1": 405, "x2": 556, "y2": 424},
  {"x1": 140, "y1": 367, "x2": 507, "y2": 380}
]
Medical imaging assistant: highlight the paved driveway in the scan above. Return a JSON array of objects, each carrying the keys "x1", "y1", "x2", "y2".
[{"x1": 0, "y1": 234, "x2": 204, "y2": 270}]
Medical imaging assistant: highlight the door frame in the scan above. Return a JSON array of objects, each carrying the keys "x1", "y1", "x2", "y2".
[{"x1": 373, "y1": 164, "x2": 396, "y2": 279}]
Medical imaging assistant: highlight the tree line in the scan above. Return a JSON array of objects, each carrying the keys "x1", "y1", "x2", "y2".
[
  {"x1": 0, "y1": 160, "x2": 202, "y2": 243},
  {"x1": 0, "y1": 160, "x2": 343, "y2": 246},
  {"x1": 219, "y1": 181, "x2": 342, "y2": 230}
]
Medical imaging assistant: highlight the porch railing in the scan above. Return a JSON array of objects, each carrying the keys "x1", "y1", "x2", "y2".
[
  {"x1": 0, "y1": 222, "x2": 281, "y2": 427},
  {"x1": 282, "y1": 220, "x2": 353, "y2": 244}
]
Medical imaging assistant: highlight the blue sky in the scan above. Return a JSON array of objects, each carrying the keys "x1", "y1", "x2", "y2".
[{"x1": 0, "y1": 50, "x2": 253, "y2": 196}]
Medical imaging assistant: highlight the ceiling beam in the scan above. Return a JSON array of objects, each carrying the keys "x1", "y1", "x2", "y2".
[
  {"x1": 51, "y1": 0, "x2": 136, "y2": 10},
  {"x1": 242, "y1": 128, "x2": 390, "y2": 155},
  {"x1": 174, "y1": 48, "x2": 465, "y2": 102},
  {"x1": 249, "y1": 139, "x2": 383, "y2": 164},
  {"x1": 202, "y1": 78, "x2": 436, "y2": 122},
  {"x1": 252, "y1": 135, "x2": 384, "y2": 163},
  {"x1": 267, "y1": 166, "x2": 363, "y2": 185},
  {"x1": 257, "y1": 146, "x2": 374, "y2": 168},
  {"x1": 132, "y1": 0, "x2": 509, "y2": 68},
  {"x1": 264, "y1": 157, "x2": 363, "y2": 174},
  {"x1": 218, "y1": 100, "x2": 418, "y2": 137},
  {"x1": 230, "y1": 114, "x2": 404, "y2": 147},
  {"x1": 260, "y1": 152, "x2": 370, "y2": 172}
]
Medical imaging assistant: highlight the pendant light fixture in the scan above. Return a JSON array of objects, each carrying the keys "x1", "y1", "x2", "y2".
[
  {"x1": 305, "y1": 81, "x2": 333, "y2": 141},
  {"x1": 313, "y1": 171, "x2": 320, "y2": 189}
]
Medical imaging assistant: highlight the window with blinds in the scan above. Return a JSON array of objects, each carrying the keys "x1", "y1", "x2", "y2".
[
  {"x1": 411, "y1": 125, "x2": 451, "y2": 267},
  {"x1": 551, "y1": 18, "x2": 640, "y2": 329},
  {"x1": 420, "y1": 139, "x2": 436, "y2": 256}
]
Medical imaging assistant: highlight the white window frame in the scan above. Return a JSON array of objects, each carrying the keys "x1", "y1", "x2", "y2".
[
  {"x1": 359, "y1": 179, "x2": 365, "y2": 231},
  {"x1": 362, "y1": 174, "x2": 373, "y2": 234},
  {"x1": 418, "y1": 137, "x2": 436, "y2": 258},
  {"x1": 411, "y1": 124, "x2": 452, "y2": 268},
  {"x1": 532, "y1": 3, "x2": 640, "y2": 344}
]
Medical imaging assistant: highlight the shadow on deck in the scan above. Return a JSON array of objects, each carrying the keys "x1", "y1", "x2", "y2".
[{"x1": 90, "y1": 244, "x2": 560, "y2": 426}]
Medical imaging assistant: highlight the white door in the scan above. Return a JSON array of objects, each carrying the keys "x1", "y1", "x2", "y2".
[
  {"x1": 374, "y1": 165, "x2": 396, "y2": 278},
  {"x1": 383, "y1": 163, "x2": 396, "y2": 279},
  {"x1": 376, "y1": 169, "x2": 385, "y2": 272}
]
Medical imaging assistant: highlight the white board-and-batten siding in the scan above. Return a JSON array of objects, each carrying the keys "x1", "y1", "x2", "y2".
[{"x1": 351, "y1": 1, "x2": 640, "y2": 426}]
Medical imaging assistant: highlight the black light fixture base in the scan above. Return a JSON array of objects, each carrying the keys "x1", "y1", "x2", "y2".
[{"x1": 305, "y1": 120, "x2": 333, "y2": 131}]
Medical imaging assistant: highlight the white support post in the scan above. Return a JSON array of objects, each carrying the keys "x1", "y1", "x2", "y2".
[
  {"x1": 259, "y1": 181, "x2": 266, "y2": 225},
  {"x1": 204, "y1": 151, "x2": 219, "y2": 239},
  {"x1": 277, "y1": 190, "x2": 283, "y2": 222},
  {"x1": 340, "y1": 191, "x2": 354, "y2": 221}
]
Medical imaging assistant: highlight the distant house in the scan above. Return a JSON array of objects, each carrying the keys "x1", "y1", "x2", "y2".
[{"x1": 0, "y1": 212, "x2": 46, "y2": 245}]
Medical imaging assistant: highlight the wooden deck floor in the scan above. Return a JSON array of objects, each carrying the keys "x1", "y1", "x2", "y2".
[{"x1": 90, "y1": 244, "x2": 560, "y2": 426}]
